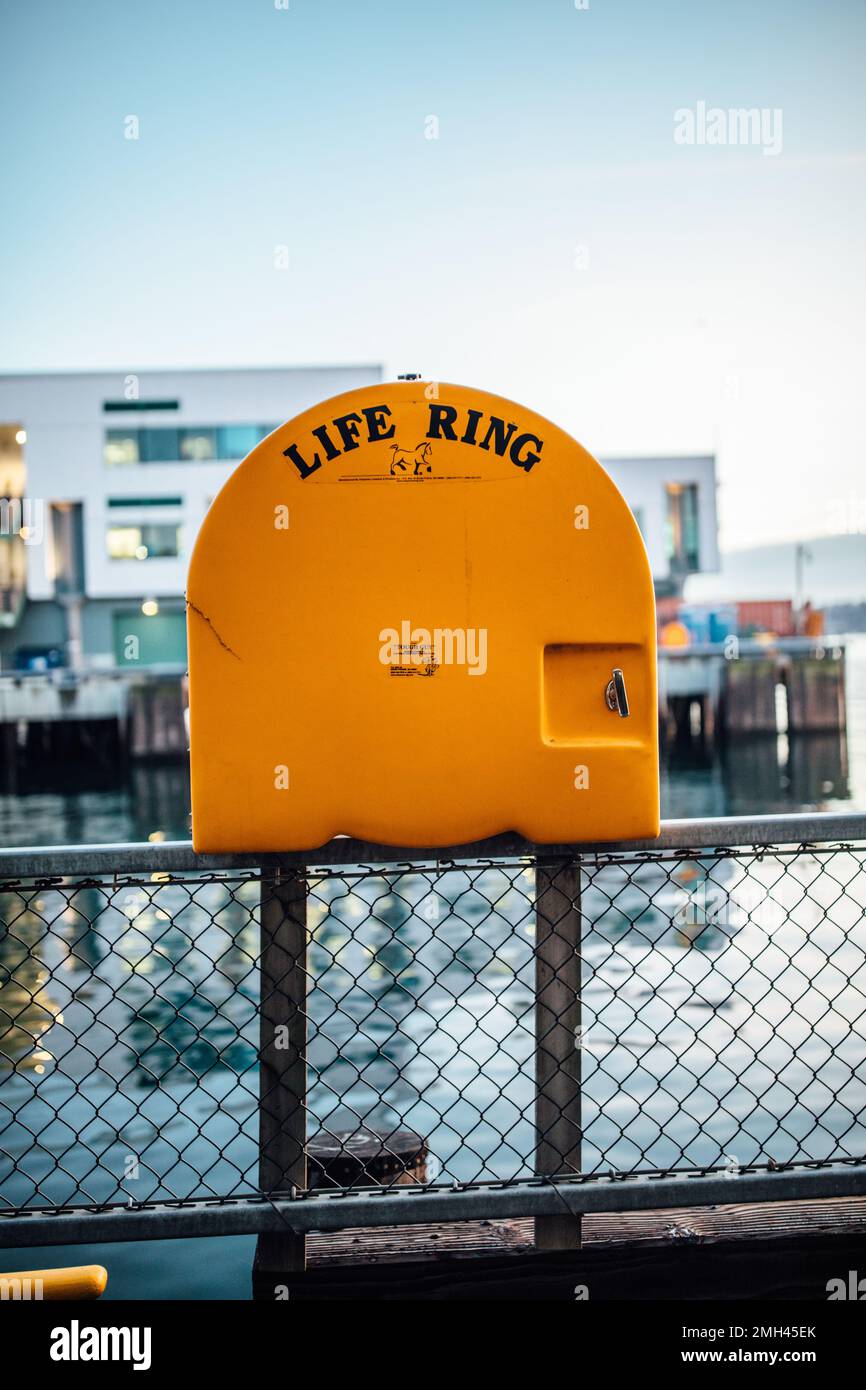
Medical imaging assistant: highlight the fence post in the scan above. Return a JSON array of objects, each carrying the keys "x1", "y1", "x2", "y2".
[
  {"x1": 256, "y1": 862, "x2": 308, "y2": 1277},
  {"x1": 534, "y1": 856, "x2": 582, "y2": 1249}
]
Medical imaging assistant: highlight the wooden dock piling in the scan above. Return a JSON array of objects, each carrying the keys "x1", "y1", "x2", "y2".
[
  {"x1": 786, "y1": 650, "x2": 847, "y2": 732},
  {"x1": 722, "y1": 657, "x2": 778, "y2": 734}
]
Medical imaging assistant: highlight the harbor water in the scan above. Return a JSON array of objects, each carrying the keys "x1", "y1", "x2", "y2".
[{"x1": 1, "y1": 635, "x2": 865, "y2": 1297}]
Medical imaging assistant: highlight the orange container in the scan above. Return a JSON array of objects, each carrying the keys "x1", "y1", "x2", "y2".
[{"x1": 188, "y1": 381, "x2": 659, "y2": 851}]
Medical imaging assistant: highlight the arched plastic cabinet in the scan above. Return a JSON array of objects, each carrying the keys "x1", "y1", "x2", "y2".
[{"x1": 187, "y1": 381, "x2": 659, "y2": 851}]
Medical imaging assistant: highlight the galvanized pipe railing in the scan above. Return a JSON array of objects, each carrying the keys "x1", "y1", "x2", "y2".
[
  {"x1": 0, "y1": 811, "x2": 864, "y2": 878},
  {"x1": 4, "y1": 1160, "x2": 866, "y2": 1249}
]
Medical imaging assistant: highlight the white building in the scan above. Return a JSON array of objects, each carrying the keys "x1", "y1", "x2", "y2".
[
  {"x1": 601, "y1": 454, "x2": 719, "y2": 594},
  {"x1": 0, "y1": 365, "x2": 382, "y2": 669},
  {"x1": 0, "y1": 370, "x2": 716, "y2": 670}
]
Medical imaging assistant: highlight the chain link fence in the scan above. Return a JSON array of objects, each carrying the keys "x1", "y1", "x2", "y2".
[{"x1": 1, "y1": 824, "x2": 865, "y2": 1220}]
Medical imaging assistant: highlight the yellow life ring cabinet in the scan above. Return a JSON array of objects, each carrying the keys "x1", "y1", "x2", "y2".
[{"x1": 188, "y1": 380, "x2": 659, "y2": 851}]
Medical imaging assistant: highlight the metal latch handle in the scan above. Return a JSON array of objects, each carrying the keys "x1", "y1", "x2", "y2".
[{"x1": 605, "y1": 667, "x2": 629, "y2": 717}]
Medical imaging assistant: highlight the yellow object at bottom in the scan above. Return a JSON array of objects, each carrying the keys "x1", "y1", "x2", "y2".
[{"x1": 0, "y1": 1264, "x2": 108, "y2": 1300}]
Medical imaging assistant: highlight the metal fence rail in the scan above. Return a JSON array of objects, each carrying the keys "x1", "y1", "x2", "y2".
[{"x1": 1, "y1": 813, "x2": 865, "y2": 1248}]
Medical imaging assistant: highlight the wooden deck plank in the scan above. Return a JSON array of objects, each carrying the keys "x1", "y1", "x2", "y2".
[
  {"x1": 305, "y1": 1196, "x2": 866, "y2": 1266},
  {"x1": 281, "y1": 1229, "x2": 866, "y2": 1300}
]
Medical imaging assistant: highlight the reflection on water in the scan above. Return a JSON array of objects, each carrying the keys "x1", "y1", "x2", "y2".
[
  {"x1": 662, "y1": 731, "x2": 850, "y2": 820},
  {"x1": 3, "y1": 849, "x2": 865, "y2": 1212},
  {"x1": 0, "y1": 764, "x2": 193, "y2": 849},
  {"x1": 0, "y1": 878, "x2": 263, "y2": 1210},
  {"x1": 0, "y1": 900, "x2": 59, "y2": 1072}
]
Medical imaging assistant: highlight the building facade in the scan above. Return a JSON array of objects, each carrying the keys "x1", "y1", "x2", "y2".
[
  {"x1": 0, "y1": 370, "x2": 716, "y2": 671},
  {"x1": 0, "y1": 366, "x2": 382, "y2": 669},
  {"x1": 600, "y1": 454, "x2": 719, "y2": 595}
]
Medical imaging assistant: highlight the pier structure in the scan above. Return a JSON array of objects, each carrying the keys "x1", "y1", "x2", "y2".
[
  {"x1": 0, "y1": 667, "x2": 187, "y2": 787},
  {"x1": 0, "y1": 638, "x2": 846, "y2": 787},
  {"x1": 658, "y1": 636, "x2": 847, "y2": 749}
]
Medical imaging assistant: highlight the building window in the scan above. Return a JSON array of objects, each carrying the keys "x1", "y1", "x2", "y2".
[
  {"x1": 103, "y1": 399, "x2": 180, "y2": 413},
  {"x1": 105, "y1": 430, "x2": 140, "y2": 466},
  {"x1": 107, "y1": 496, "x2": 183, "y2": 508},
  {"x1": 180, "y1": 428, "x2": 217, "y2": 461},
  {"x1": 218, "y1": 424, "x2": 271, "y2": 458},
  {"x1": 139, "y1": 428, "x2": 181, "y2": 463},
  {"x1": 104, "y1": 424, "x2": 277, "y2": 465},
  {"x1": 665, "y1": 483, "x2": 700, "y2": 574},
  {"x1": 107, "y1": 523, "x2": 183, "y2": 560}
]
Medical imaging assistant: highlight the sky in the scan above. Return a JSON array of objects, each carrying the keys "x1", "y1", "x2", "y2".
[{"x1": 1, "y1": 0, "x2": 864, "y2": 551}]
